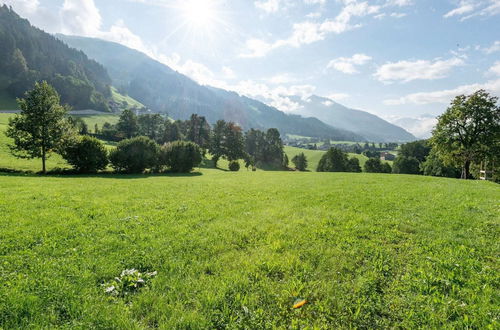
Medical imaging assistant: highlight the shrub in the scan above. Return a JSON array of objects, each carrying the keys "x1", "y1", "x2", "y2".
[
  {"x1": 292, "y1": 153, "x2": 308, "y2": 171},
  {"x1": 347, "y1": 157, "x2": 361, "y2": 173},
  {"x1": 160, "y1": 140, "x2": 202, "y2": 173},
  {"x1": 61, "y1": 135, "x2": 108, "y2": 173},
  {"x1": 364, "y1": 158, "x2": 392, "y2": 173},
  {"x1": 110, "y1": 136, "x2": 159, "y2": 173},
  {"x1": 317, "y1": 147, "x2": 348, "y2": 172},
  {"x1": 228, "y1": 160, "x2": 240, "y2": 172},
  {"x1": 392, "y1": 156, "x2": 420, "y2": 174}
]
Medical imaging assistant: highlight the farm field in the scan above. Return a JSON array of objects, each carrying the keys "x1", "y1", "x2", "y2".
[{"x1": 0, "y1": 170, "x2": 498, "y2": 328}]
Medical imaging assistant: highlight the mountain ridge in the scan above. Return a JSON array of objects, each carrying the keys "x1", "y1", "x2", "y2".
[
  {"x1": 57, "y1": 34, "x2": 366, "y2": 141},
  {"x1": 289, "y1": 95, "x2": 416, "y2": 142}
]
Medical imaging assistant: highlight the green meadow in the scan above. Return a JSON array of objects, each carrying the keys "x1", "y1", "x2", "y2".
[{"x1": 0, "y1": 113, "x2": 499, "y2": 328}]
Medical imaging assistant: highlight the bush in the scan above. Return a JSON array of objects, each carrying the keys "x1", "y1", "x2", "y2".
[
  {"x1": 109, "y1": 136, "x2": 159, "y2": 173},
  {"x1": 60, "y1": 135, "x2": 108, "y2": 173},
  {"x1": 228, "y1": 160, "x2": 240, "y2": 172},
  {"x1": 160, "y1": 140, "x2": 202, "y2": 173},
  {"x1": 317, "y1": 147, "x2": 348, "y2": 172},
  {"x1": 364, "y1": 158, "x2": 392, "y2": 173},
  {"x1": 392, "y1": 156, "x2": 420, "y2": 174},
  {"x1": 292, "y1": 153, "x2": 308, "y2": 171},
  {"x1": 347, "y1": 158, "x2": 361, "y2": 173}
]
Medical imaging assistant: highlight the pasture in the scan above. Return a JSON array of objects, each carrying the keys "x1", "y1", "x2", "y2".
[
  {"x1": 0, "y1": 113, "x2": 498, "y2": 328},
  {"x1": 0, "y1": 170, "x2": 498, "y2": 328}
]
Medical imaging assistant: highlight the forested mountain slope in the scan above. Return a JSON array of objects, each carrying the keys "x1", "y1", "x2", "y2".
[{"x1": 0, "y1": 5, "x2": 111, "y2": 111}]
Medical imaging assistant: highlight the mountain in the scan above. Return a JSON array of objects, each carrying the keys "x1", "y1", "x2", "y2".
[
  {"x1": 388, "y1": 115, "x2": 437, "y2": 139},
  {"x1": 57, "y1": 35, "x2": 364, "y2": 141},
  {"x1": 290, "y1": 95, "x2": 416, "y2": 142},
  {"x1": 0, "y1": 5, "x2": 111, "y2": 111}
]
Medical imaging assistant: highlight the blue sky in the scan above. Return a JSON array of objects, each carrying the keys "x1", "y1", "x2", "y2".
[{"x1": 3, "y1": 0, "x2": 500, "y2": 136}]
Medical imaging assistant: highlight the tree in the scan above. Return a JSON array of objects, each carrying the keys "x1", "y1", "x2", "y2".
[
  {"x1": 245, "y1": 129, "x2": 267, "y2": 164},
  {"x1": 117, "y1": 109, "x2": 139, "y2": 139},
  {"x1": 317, "y1": 147, "x2": 348, "y2": 172},
  {"x1": 399, "y1": 140, "x2": 431, "y2": 163},
  {"x1": 109, "y1": 136, "x2": 159, "y2": 173},
  {"x1": 186, "y1": 114, "x2": 211, "y2": 150},
  {"x1": 430, "y1": 90, "x2": 500, "y2": 179},
  {"x1": 421, "y1": 149, "x2": 461, "y2": 178},
  {"x1": 6, "y1": 81, "x2": 70, "y2": 173},
  {"x1": 209, "y1": 120, "x2": 227, "y2": 167},
  {"x1": 292, "y1": 153, "x2": 308, "y2": 171},
  {"x1": 225, "y1": 122, "x2": 246, "y2": 161},
  {"x1": 138, "y1": 114, "x2": 165, "y2": 143},
  {"x1": 160, "y1": 141, "x2": 202, "y2": 173},
  {"x1": 364, "y1": 158, "x2": 391, "y2": 173},
  {"x1": 347, "y1": 157, "x2": 362, "y2": 173},
  {"x1": 209, "y1": 120, "x2": 246, "y2": 166},
  {"x1": 61, "y1": 135, "x2": 108, "y2": 173},
  {"x1": 162, "y1": 120, "x2": 182, "y2": 144},
  {"x1": 392, "y1": 156, "x2": 420, "y2": 174},
  {"x1": 264, "y1": 128, "x2": 285, "y2": 165},
  {"x1": 228, "y1": 160, "x2": 240, "y2": 172}
]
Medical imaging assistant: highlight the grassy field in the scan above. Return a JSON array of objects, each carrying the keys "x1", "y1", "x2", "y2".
[
  {"x1": 285, "y1": 146, "x2": 373, "y2": 171},
  {"x1": 1, "y1": 113, "x2": 499, "y2": 328},
  {"x1": 0, "y1": 171, "x2": 498, "y2": 328},
  {"x1": 111, "y1": 87, "x2": 145, "y2": 110}
]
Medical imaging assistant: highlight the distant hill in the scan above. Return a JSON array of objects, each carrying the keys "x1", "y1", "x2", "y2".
[
  {"x1": 290, "y1": 95, "x2": 416, "y2": 142},
  {"x1": 0, "y1": 5, "x2": 112, "y2": 111},
  {"x1": 57, "y1": 35, "x2": 364, "y2": 141}
]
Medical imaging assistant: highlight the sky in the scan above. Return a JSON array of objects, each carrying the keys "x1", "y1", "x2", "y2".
[{"x1": 3, "y1": 0, "x2": 500, "y2": 136}]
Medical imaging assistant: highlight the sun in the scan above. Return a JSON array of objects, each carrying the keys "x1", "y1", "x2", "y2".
[{"x1": 180, "y1": 0, "x2": 219, "y2": 30}]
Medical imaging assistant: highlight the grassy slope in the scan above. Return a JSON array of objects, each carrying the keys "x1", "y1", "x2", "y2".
[
  {"x1": 0, "y1": 171, "x2": 498, "y2": 328},
  {"x1": 0, "y1": 114, "x2": 68, "y2": 172},
  {"x1": 111, "y1": 87, "x2": 145, "y2": 110},
  {"x1": 285, "y1": 146, "x2": 371, "y2": 171}
]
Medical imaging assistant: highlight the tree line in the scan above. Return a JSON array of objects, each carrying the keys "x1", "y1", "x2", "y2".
[
  {"x1": 5, "y1": 82, "x2": 498, "y2": 180},
  {"x1": 5, "y1": 82, "x2": 287, "y2": 174}
]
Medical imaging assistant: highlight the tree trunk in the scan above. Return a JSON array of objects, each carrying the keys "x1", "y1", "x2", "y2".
[
  {"x1": 42, "y1": 145, "x2": 46, "y2": 174},
  {"x1": 461, "y1": 160, "x2": 471, "y2": 179}
]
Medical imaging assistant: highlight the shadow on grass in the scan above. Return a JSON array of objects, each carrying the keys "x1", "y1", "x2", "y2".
[{"x1": 0, "y1": 168, "x2": 203, "y2": 179}]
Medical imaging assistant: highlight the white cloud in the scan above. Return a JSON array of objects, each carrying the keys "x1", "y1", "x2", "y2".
[
  {"x1": 386, "y1": 115, "x2": 437, "y2": 138},
  {"x1": 327, "y1": 93, "x2": 350, "y2": 100},
  {"x1": 374, "y1": 57, "x2": 465, "y2": 83},
  {"x1": 60, "y1": 0, "x2": 101, "y2": 36},
  {"x1": 385, "y1": 0, "x2": 413, "y2": 6},
  {"x1": 390, "y1": 12, "x2": 407, "y2": 18},
  {"x1": 444, "y1": 1, "x2": 476, "y2": 18},
  {"x1": 1, "y1": 0, "x2": 39, "y2": 14},
  {"x1": 489, "y1": 62, "x2": 500, "y2": 76},
  {"x1": 327, "y1": 53, "x2": 372, "y2": 74},
  {"x1": 241, "y1": 0, "x2": 382, "y2": 57},
  {"x1": 304, "y1": 0, "x2": 326, "y2": 5},
  {"x1": 444, "y1": 0, "x2": 500, "y2": 20},
  {"x1": 483, "y1": 40, "x2": 500, "y2": 54},
  {"x1": 222, "y1": 66, "x2": 236, "y2": 80},
  {"x1": 254, "y1": 0, "x2": 281, "y2": 13},
  {"x1": 384, "y1": 78, "x2": 500, "y2": 105},
  {"x1": 230, "y1": 80, "x2": 317, "y2": 112},
  {"x1": 266, "y1": 73, "x2": 298, "y2": 84}
]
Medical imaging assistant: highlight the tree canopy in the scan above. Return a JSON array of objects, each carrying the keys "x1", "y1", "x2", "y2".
[
  {"x1": 6, "y1": 81, "x2": 71, "y2": 173},
  {"x1": 430, "y1": 90, "x2": 500, "y2": 179}
]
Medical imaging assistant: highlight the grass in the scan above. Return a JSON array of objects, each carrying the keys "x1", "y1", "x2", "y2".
[
  {"x1": 0, "y1": 114, "x2": 68, "y2": 172},
  {"x1": 75, "y1": 114, "x2": 120, "y2": 133},
  {"x1": 285, "y1": 146, "x2": 374, "y2": 171},
  {"x1": 111, "y1": 87, "x2": 145, "y2": 110},
  {"x1": 0, "y1": 114, "x2": 499, "y2": 328},
  {"x1": 0, "y1": 171, "x2": 498, "y2": 328}
]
